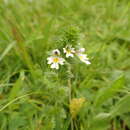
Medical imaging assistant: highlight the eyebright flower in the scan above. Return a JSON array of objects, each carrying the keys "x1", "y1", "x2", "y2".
[
  {"x1": 47, "y1": 49, "x2": 65, "y2": 69},
  {"x1": 63, "y1": 46, "x2": 75, "y2": 58},
  {"x1": 76, "y1": 48, "x2": 91, "y2": 65}
]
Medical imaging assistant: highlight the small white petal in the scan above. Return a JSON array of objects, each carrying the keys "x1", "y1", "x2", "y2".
[
  {"x1": 71, "y1": 48, "x2": 75, "y2": 53},
  {"x1": 52, "y1": 49, "x2": 60, "y2": 55},
  {"x1": 79, "y1": 48, "x2": 85, "y2": 52},
  {"x1": 85, "y1": 60, "x2": 91, "y2": 64},
  {"x1": 77, "y1": 53, "x2": 91, "y2": 65},
  {"x1": 48, "y1": 61, "x2": 52, "y2": 64},
  {"x1": 47, "y1": 57, "x2": 53, "y2": 64},
  {"x1": 59, "y1": 58, "x2": 65, "y2": 65},
  {"x1": 63, "y1": 48, "x2": 67, "y2": 53},
  {"x1": 51, "y1": 63, "x2": 59, "y2": 69},
  {"x1": 66, "y1": 53, "x2": 74, "y2": 58},
  {"x1": 55, "y1": 64, "x2": 59, "y2": 69},
  {"x1": 47, "y1": 57, "x2": 52, "y2": 60}
]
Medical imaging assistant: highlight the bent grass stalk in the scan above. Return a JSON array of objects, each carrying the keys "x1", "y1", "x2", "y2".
[{"x1": 0, "y1": 93, "x2": 33, "y2": 112}]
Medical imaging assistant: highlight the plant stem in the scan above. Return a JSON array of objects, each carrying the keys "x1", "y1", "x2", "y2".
[
  {"x1": 68, "y1": 77, "x2": 72, "y2": 103},
  {"x1": 67, "y1": 64, "x2": 74, "y2": 130}
]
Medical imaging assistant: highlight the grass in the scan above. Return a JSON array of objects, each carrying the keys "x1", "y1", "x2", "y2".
[{"x1": 0, "y1": 0, "x2": 130, "y2": 129}]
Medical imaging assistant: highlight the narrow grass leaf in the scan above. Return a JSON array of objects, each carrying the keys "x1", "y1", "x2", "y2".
[
  {"x1": 0, "y1": 42, "x2": 15, "y2": 62},
  {"x1": 9, "y1": 71, "x2": 25, "y2": 100},
  {"x1": 0, "y1": 93, "x2": 33, "y2": 112}
]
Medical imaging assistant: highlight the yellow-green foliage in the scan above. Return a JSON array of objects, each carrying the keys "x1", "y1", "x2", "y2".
[{"x1": 70, "y1": 98, "x2": 86, "y2": 119}]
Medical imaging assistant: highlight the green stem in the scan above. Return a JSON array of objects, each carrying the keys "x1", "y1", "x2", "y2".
[
  {"x1": 68, "y1": 77, "x2": 71, "y2": 103},
  {"x1": 67, "y1": 64, "x2": 74, "y2": 130}
]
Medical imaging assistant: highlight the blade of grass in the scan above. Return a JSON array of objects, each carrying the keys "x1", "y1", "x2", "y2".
[{"x1": 0, "y1": 41, "x2": 15, "y2": 62}]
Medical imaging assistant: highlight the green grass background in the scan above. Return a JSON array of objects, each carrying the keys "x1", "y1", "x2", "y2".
[{"x1": 0, "y1": 0, "x2": 130, "y2": 129}]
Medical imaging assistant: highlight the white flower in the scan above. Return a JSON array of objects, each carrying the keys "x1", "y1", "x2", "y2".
[
  {"x1": 77, "y1": 53, "x2": 91, "y2": 64},
  {"x1": 47, "y1": 56, "x2": 65, "y2": 69},
  {"x1": 76, "y1": 48, "x2": 91, "y2": 65},
  {"x1": 63, "y1": 46, "x2": 75, "y2": 58}
]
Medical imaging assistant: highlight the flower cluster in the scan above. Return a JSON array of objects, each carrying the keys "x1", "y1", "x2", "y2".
[
  {"x1": 69, "y1": 98, "x2": 86, "y2": 119},
  {"x1": 47, "y1": 45, "x2": 91, "y2": 69}
]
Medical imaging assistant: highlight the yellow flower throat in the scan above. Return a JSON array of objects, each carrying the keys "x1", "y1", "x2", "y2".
[{"x1": 53, "y1": 57, "x2": 59, "y2": 63}]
